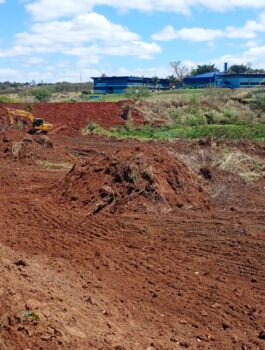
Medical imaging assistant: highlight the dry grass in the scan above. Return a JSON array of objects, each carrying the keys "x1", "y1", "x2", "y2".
[
  {"x1": 215, "y1": 150, "x2": 264, "y2": 182},
  {"x1": 177, "y1": 146, "x2": 264, "y2": 183},
  {"x1": 139, "y1": 90, "x2": 265, "y2": 126}
]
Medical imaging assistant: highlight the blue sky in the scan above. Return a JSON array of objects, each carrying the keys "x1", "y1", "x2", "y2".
[{"x1": 1, "y1": 0, "x2": 265, "y2": 82}]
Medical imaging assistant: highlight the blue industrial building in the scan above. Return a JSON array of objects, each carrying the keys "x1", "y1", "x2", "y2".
[
  {"x1": 92, "y1": 76, "x2": 171, "y2": 94},
  {"x1": 183, "y1": 72, "x2": 265, "y2": 89}
]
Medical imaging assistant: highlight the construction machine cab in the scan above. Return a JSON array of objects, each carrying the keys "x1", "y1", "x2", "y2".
[{"x1": 32, "y1": 118, "x2": 44, "y2": 127}]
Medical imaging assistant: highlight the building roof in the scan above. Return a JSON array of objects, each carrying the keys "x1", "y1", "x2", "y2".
[
  {"x1": 224, "y1": 73, "x2": 265, "y2": 77},
  {"x1": 186, "y1": 72, "x2": 265, "y2": 79},
  {"x1": 92, "y1": 76, "x2": 170, "y2": 82},
  {"x1": 187, "y1": 72, "x2": 224, "y2": 79}
]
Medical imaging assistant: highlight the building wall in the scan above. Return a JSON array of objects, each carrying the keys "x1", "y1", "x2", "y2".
[
  {"x1": 217, "y1": 76, "x2": 265, "y2": 88},
  {"x1": 92, "y1": 77, "x2": 170, "y2": 94},
  {"x1": 184, "y1": 73, "x2": 265, "y2": 89}
]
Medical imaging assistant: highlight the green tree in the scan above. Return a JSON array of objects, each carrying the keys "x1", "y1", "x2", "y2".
[
  {"x1": 228, "y1": 63, "x2": 265, "y2": 74},
  {"x1": 191, "y1": 64, "x2": 219, "y2": 76},
  {"x1": 228, "y1": 64, "x2": 250, "y2": 74},
  {"x1": 31, "y1": 87, "x2": 53, "y2": 102},
  {"x1": 167, "y1": 75, "x2": 178, "y2": 88}
]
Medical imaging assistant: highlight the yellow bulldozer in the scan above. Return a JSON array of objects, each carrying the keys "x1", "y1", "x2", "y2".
[{"x1": 4, "y1": 108, "x2": 53, "y2": 135}]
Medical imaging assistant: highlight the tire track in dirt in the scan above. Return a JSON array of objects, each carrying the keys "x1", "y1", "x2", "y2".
[{"x1": 0, "y1": 138, "x2": 265, "y2": 350}]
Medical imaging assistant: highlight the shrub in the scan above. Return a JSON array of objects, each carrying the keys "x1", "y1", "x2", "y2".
[
  {"x1": 223, "y1": 107, "x2": 239, "y2": 123},
  {"x1": 82, "y1": 122, "x2": 108, "y2": 135},
  {"x1": 169, "y1": 109, "x2": 183, "y2": 124},
  {"x1": 185, "y1": 113, "x2": 207, "y2": 126},
  {"x1": 251, "y1": 94, "x2": 265, "y2": 111},
  {"x1": 204, "y1": 110, "x2": 226, "y2": 124},
  {"x1": 0, "y1": 95, "x2": 17, "y2": 103},
  {"x1": 31, "y1": 88, "x2": 53, "y2": 102}
]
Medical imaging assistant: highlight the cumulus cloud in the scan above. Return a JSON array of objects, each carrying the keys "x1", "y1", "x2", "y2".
[
  {"x1": 0, "y1": 64, "x2": 172, "y2": 82},
  {"x1": 26, "y1": 0, "x2": 265, "y2": 21},
  {"x1": 208, "y1": 43, "x2": 265, "y2": 70},
  {"x1": 152, "y1": 25, "x2": 222, "y2": 42},
  {"x1": 152, "y1": 13, "x2": 265, "y2": 43},
  {"x1": 67, "y1": 42, "x2": 161, "y2": 60},
  {"x1": 15, "y1": 13, "x2": 140, "y2": 47},
  {"x1": 0, "y1": 12, "x2": 161, "y2": 60}
]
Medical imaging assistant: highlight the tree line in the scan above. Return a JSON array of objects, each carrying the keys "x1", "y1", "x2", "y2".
[
  {"x1": 168, "y1": 61, "x2": 265, "y2": 84},
  {"x1": 0, "y1": 81, "x2": 93, "y2": 95}
]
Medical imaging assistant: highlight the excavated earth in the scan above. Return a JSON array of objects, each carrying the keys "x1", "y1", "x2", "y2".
[
  {"x1": 0, "y1": 107, "x2": 265, "y2": 350},
  {"x1": 0, "y1": 102, "x2": 145, "y2": 136}
]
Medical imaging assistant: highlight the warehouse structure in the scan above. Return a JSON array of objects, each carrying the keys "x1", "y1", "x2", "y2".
[
  {"x1": 183, "y1": 64, "x2": 265, "y2": 89},
  {"x1": 92, "y1": 76, "x2": 171, "y2": 94}
]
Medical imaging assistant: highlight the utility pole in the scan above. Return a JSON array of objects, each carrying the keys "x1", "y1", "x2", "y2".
[{"x1": 80, "y1": 73, "x2": 83, "y2": 93}]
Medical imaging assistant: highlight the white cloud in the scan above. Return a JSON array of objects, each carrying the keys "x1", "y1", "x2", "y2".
[
  {"x1": 67, "y1": 42, "x2": 161, "y2": 59},
  {"x1": 152, "y1": 25, "x2": 178, "y2": 41},
  {"x1": 16, "y1": 13, "x2": 140, "y2": 47},
  {"x1": 153, "y1": 26, "x2": 223, "y2": 42},
  {"x1": 0, "y1": 46, "x2": 33, "y2": 58},
  {"x1": 0, "y1": 0, "x2": 5, "y2": 4},
  {"x1": 25, "y1": 57, "x2": 45, "y2": 65},
  {"x1": 0, "y1": 12, "x2": 161, "y2": 60},
  {"x1": 153, "y1": 12, "x2": 265, "y2": 43},
  {"x1": 225, "y1": 19, "x2": 265, "y2": 39},
  {"x1": 210, "y1": 43, "x2": 265, "y2": 70},
  {"x1": 26, "y1": 0, "x2": 265, "y2": 21},
  {"x1": 245, "y1": 40, "x2": 259, "y2": 48},
  {"x1": 0, "y1": 65, "x2": 172, "y2": 83}
]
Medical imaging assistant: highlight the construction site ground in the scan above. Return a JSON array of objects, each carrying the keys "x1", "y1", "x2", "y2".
[{"x1": 0, "y1": 103, "x2": 265, "y2": 350}]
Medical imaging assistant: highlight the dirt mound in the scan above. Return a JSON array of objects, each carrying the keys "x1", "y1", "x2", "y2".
[
  {"x1": 0, "y1": 102, "x2": 146, "y2": 136},
  {"x1": 0, "y1": 129, "x2": 53, "y2": 160},
  {"x1": 54, "y1": 145, "x2": 209, "y2": 214}
]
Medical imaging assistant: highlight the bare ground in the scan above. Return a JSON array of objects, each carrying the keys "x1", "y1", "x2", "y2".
[{"x1": 0, "y1": 134, "x2": 265, "y2": 350}]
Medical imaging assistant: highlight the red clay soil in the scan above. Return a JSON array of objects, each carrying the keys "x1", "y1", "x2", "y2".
[
  {"x1": 0, "y1": 136, "x2": 265, "y2": 350},
  {"x1": 53, "y1": 145, "x2": 209, "y2": 214},
  {"x1": 0, "y1": 129, "x2": 54, "y2": 162},
  {"x1": 0, "y1": 102, "x2": 145, "y2": 136}
]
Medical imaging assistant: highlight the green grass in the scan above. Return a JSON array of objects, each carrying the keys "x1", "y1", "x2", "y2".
[
  {"x1": 83, "y1": 89, "x2": 207, "y2": 103},
  {"x1": 108, "y1": 124, "x2": 265, "y2": 141},
  {"x1": 102, "y1": 93, "x2": 129, "y2": 102},
  {"x1": 0, "y1": 95, "x2": 18, "y2": 103}
]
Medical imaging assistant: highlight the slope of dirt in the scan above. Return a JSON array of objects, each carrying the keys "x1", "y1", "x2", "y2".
[
  {"x1": 168, "y1": 139, "x2": 265, "y2": 211},
  {"x1": 0, "y1": 102, "x2": 145, "y2": 136},
  {"x1": 53, "y1": 145, "x2": 209, "y2": 214},
  {"x1": 0, "y1": 129, "x2": 54, "y2": 161},
  {"x1": 0, "y1": 137, "x2": 265, "y2": 350}
]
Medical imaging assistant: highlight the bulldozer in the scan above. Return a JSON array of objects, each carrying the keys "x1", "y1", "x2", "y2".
[{"x1": 4, "y1": 108, "x2": 53, "y2": 135}]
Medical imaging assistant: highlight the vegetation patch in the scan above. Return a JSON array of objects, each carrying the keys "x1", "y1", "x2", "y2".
[
  {"x1": 216, "y1": 150, "x2": 264, "y2": 182},
  {"x1": 108, "y1": 124, "x2": 265, "y2": 141},
  {"x1": 22, "y1": 310, "x2": 40, "y2": 322},
  {"x1": 82, "y1": 122, "x2": 109, "y2": 136},
  {"x1": 0, "y1": 95, "x2": 18, "y2": 103}
]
